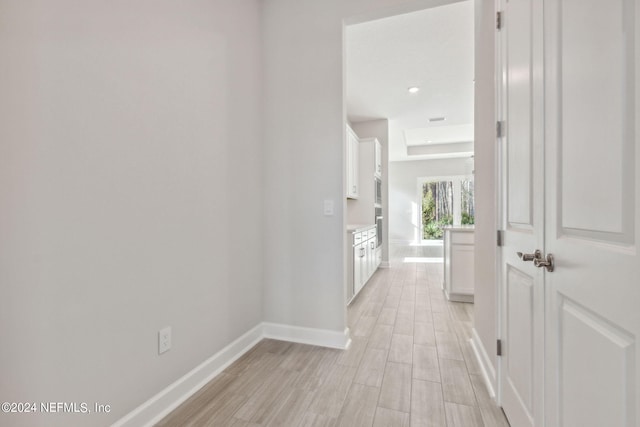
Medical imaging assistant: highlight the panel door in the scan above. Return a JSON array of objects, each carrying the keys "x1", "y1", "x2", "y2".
[
  {"x1": 544, "y1": 0, "x2": 640, "y2": 425},
  {"x1": 498, "y1": 0, "x2": 545, "y2": 425}
]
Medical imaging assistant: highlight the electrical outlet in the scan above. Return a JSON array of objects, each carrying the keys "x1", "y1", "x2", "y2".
[{"x1": 158, "y1": 327, "x2": 171, "y2": 354}]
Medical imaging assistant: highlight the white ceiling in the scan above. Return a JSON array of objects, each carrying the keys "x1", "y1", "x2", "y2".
[{"x1": 346, "y1": 1, "x2": 474, "y2": 162}]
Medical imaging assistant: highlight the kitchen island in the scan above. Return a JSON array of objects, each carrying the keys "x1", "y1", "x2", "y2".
[{"x1": 442, "y1": 225, "x2": 475, "y2": 303}]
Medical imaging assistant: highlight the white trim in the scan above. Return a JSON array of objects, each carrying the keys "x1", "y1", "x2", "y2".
[
  {"x1": 444, "y1": 290, "x2": 474, "y2": 303},
  {"x1": 112, "y1": 322, "x2": 351, "y2": 427},
  {"x1": 263, "y1": 322, "x2": 352, "y2": 350},
  {"x1": 470, "y1": 328, "x2": 497, "y2": 399}
]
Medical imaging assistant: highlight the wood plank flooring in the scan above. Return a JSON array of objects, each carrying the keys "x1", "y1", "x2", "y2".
[{"x1": 156, "y1": 245, "x2": 510, "y2": 427}]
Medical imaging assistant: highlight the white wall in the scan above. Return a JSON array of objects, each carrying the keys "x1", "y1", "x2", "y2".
[
  {"x1": 0, "y1": 1, "x2": 263, "y2": 426},
  {"x1": 350, "y1": 119, "x2": 389, "y2": 264},
  {"x1": 473, "y1": 0, "x2": 499, "y2": 393},
  {"x1": 389, "y1": 158, "x2": 468, "y2": 243}
]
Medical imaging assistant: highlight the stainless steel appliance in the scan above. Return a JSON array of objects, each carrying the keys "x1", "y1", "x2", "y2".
[{"x1": 374, "y1": 177, "x2": 382, "y2": 206}]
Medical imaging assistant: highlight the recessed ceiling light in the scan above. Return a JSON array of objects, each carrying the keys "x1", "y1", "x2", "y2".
[
  {"x1": 408, "y1": 87, "x2": 420, "y2": 93},
  {"x1": 428, "y1": 117, "x2": 446, "y2": 122}
]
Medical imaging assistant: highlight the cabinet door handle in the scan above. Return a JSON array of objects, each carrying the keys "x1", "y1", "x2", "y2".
[{"x1": 371, "y1": 241, "x2": 375, "y2": 250}]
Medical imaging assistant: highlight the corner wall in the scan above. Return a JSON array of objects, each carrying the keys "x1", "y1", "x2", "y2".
[
  {"x1": 0, "y1": 1, "x2": 264, "y2": 426},
  {"x1": 261, "y1": 0, "x2": 470, "y2": 343}
]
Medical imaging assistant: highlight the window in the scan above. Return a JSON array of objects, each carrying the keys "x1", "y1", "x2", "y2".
[
  {"x1": 419, "y1": 176, "x2": 475, "y2": 241},
  {"x1": 422, "y1": 181, "x2": 453, "y2": 240},
  {"x1": 461, "y1": 179, "x2": 475, "y2": 225}
]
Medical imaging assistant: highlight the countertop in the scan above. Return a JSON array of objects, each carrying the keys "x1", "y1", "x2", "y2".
[
  {"x1": 442, "y1": 225, "x2": 475, "y2": 232},
  {"x1": 347, "y1": 223, "x2": 376, "y2": 232}
]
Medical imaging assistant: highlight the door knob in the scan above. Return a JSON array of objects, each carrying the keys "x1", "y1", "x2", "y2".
[
  {"x1": 517, "y1": 250, "x2": 541, "y2": 262},
  {"x1": 534, "y1": 254, "x2": 555, "y2": 272}
]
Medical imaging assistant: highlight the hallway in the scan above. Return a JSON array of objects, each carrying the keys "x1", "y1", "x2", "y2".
[{"x1": 157, "y1": 245, "x2": 509, "y2": 426}]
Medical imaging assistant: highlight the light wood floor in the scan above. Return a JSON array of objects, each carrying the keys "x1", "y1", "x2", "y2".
[{"x1": 156, "y1": 245, "x2": 510, "y2": 427}]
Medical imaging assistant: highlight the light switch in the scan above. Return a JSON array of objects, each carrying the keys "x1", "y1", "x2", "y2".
[
  {"x1": 323, "y1": 200, "x2": 334, "y2": 216},
  {"x1": 158, "y1": 327, "x2": 171, "y2": 354}
]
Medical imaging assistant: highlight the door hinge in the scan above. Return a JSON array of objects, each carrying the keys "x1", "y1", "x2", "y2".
[
  {"x1": 496, "y1": 120, "x2": 505, "y2": 138},
  {"x1": 497, "y1": 230, "x2": 504, "y2": 247},
  {"x1": 497, "y1": 339, "x2": 503, "y2": 356},
  {"x1": 496, "y1": 11, "x2": 503, "y2": 30}
]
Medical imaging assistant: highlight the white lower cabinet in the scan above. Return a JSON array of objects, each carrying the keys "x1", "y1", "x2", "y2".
[
  {"x1": 347, "y1": 225, "x2": 379, "y2": 303},
  {"x1": 353, "y1": 241, "x2": 364, "y2": 296},
  {"x1": 442, "y1": 226, "x2": 475, "y2": 303}
]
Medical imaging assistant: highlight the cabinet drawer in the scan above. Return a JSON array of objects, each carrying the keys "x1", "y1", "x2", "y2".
[
  {"x1": 451, "y1": 231, "x2": 474, "y2": 245},
  {"x1": 367, "y1": 228, "x2": 376, "y2": 239},
  {"x1": 353, "y1": 232, "x2": 363, "y2": 245}
]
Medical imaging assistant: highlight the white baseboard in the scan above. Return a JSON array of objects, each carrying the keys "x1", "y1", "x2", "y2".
[
  {"x1": 263, "y1": 322, "x2": 352, "y2": 350},
  {"x1": 444, "y1": 290, "x2": 474, "y2": 304},
  {"x1": 470, "y1": 328, "x2": 497, "y2": 399},
  {"x1": 112, "y1": 322, "x2": 351, "y2": 427},
  {"x1": 112, "y1": 324, "x2": 264, "y2": 427},
  {"x1": 380, "y1": 261, "x2": 390, "y2": 268}
]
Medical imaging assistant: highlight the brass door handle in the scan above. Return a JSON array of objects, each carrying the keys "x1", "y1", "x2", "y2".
[
  {"x1": 517, "y1": 250, "x2": 541, "y2": 262},
  {"x1": 534, "y1": 254, "x2": 555, "y2": 272}
]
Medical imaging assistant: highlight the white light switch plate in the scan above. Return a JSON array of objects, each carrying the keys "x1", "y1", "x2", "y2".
[
  {"x1": 323, "y1": 199, "x2": 334, "y2": 216},
  {"x1": 158, "y1": 326, "x2": 171, "y2": 354}
]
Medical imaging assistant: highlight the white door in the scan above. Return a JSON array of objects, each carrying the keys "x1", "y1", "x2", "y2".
[
  {"x1": 498, "y1": 0, "x2": 545, "y2": 425},
  {"x1": 500, "y1": 0, "x2": 640, "y2": 426},
  {"x1": 544, "y1": 0, "x2": 640, "y2": 425}
]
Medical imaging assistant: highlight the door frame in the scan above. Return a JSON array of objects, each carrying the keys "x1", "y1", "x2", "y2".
[{"x1": 495, "y1": 0, "x2": 505, "y2": 408}]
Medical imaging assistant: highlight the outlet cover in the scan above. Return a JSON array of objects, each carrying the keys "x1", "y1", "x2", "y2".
[{"x1": 158, "y1": 326, "x2": 171, "y2": 354}]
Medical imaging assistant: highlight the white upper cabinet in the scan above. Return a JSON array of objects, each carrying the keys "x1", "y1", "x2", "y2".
[
  {"x1": 346, "y1": 125, "x2": 359, "y2": 199},
  {"x1": 374, "y1": 139, "x2": 382, "y2": 178},
  {"x1": 360, "y1": 137, "x2": 382, "y2": 180}
]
